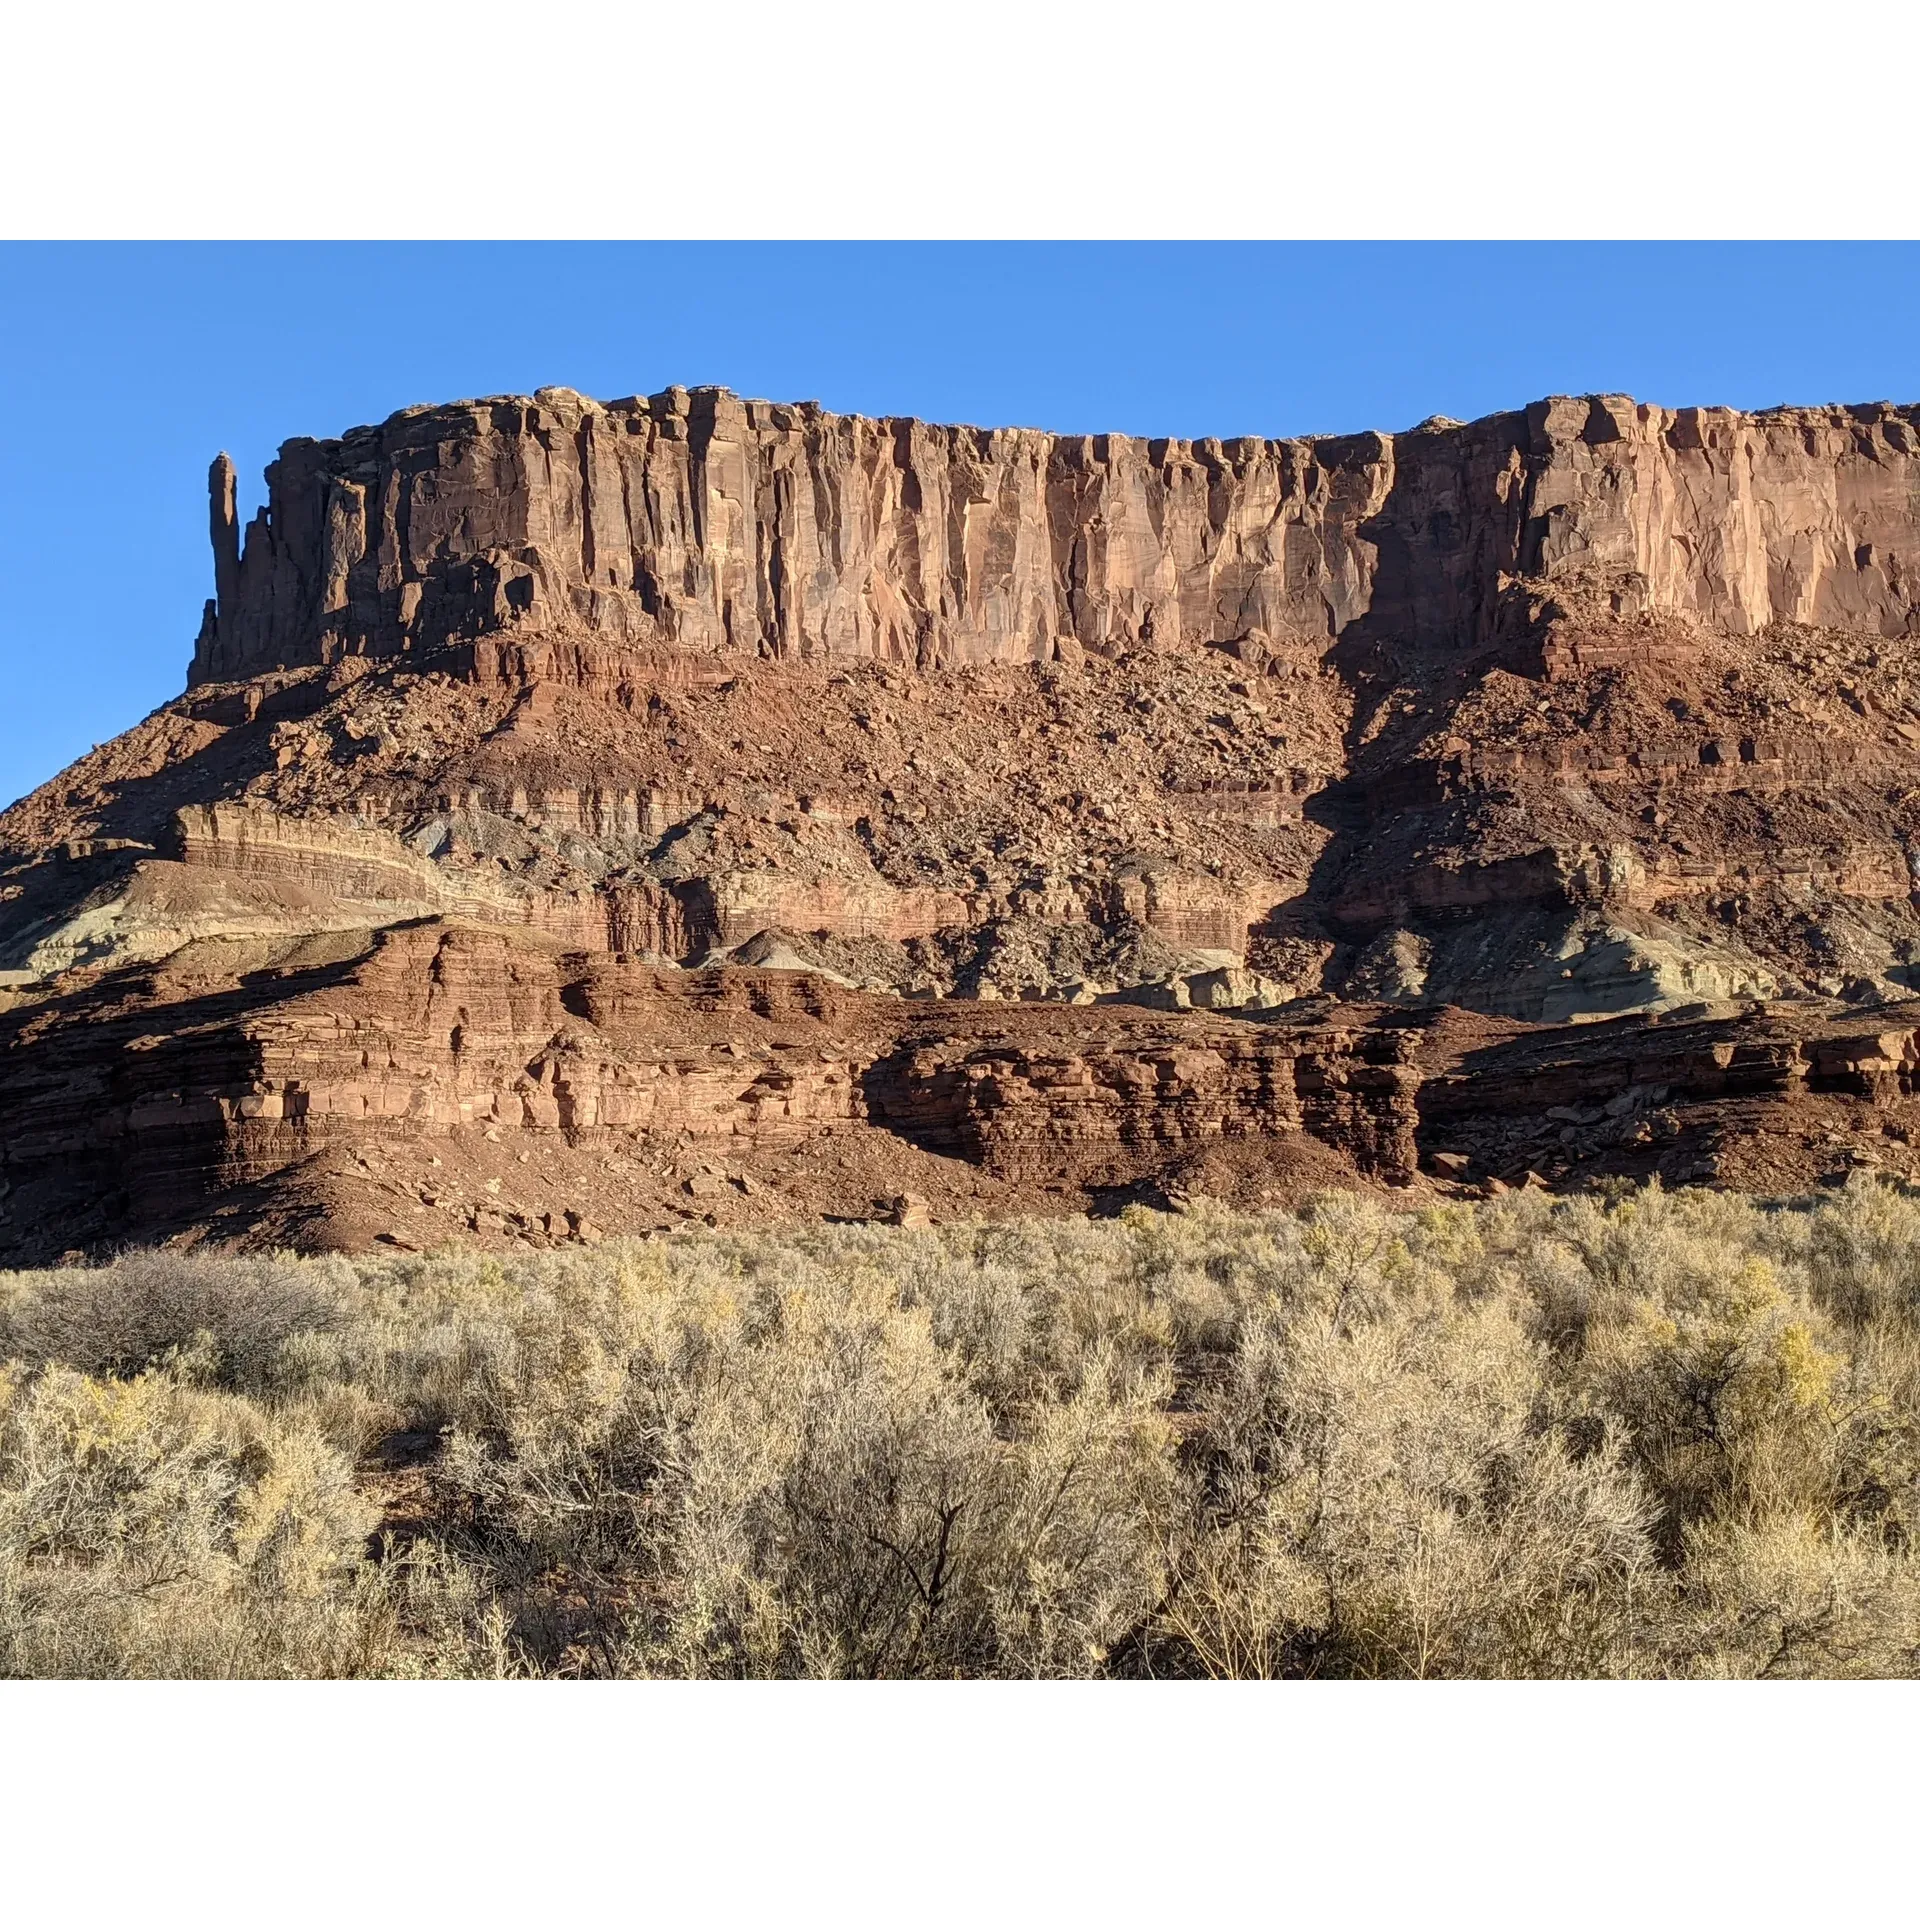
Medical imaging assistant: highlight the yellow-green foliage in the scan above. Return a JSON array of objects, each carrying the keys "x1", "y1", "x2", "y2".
[
  {"x1": 4, "y1": 1177, "x2": 1920, "y2": 1678},
  {"x1": 0, "y1": 1362, "x2": 389, "y2": 1677}
]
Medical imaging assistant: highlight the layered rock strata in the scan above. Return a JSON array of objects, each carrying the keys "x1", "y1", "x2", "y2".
[
  {"x1": 0, "y1": 924, "x2": 1421, "y2": 1256},
  {"x1": 3, "y1": 920, "x2": 1918, "y2": 1261},
  {"x1": 7, "y1": 381, "x2": 1920, "y2": 1253},
  {"x1": 3, "y1": 383, "x2": 1913, "y2": 1026}
]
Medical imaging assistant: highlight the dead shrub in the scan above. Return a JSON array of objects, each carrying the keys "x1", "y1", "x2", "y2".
[{"x1": 3, "y1": 1250, "x2": 342, "y2": 1391}]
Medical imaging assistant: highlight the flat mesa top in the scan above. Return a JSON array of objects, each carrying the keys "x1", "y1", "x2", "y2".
[{"x1": 283, "y1": 384, "x2": 1919, "y2": 464}]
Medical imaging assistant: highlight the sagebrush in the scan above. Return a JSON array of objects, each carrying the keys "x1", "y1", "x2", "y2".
[{"x1": 5, "y1": 1178, "x2": 1920, "y2": 1677}]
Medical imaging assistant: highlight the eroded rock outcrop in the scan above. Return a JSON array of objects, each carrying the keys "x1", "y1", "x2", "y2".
[
  {"x1": 191, "y1": 388, "x2": 1920, "y2": 685},
  {"x1": 7, "y1": 381, "x2": 1920, "y2": 1252},
  {"x1": 5, "y1": 919, "x2": 1920, "y2": 1260}
]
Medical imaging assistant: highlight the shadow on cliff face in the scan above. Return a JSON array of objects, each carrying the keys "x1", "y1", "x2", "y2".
[
  {"x1": 1265, "y1": 407, "x2": 1697, "y2": 1005},
  {"x1": 0, "y1": 681, "x2": 316, "y2": 852},
  {"x1": 0, "y1": 687, "x2": 302, "y2": 961},
  {"x1": 0, "y1": 940, "x2": 390, "y2": 1263},
  {"x1": 1268, "y1": 543, "x2": 1545, "y2": 990}
]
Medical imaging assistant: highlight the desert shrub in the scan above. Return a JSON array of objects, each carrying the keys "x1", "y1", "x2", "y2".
[
  {"x1": 0, "y1": 1360, "x2": 393, "y2": 1677},
  {"x1": 2, "y1": 1250, "x2": 343, "y2": 1392},
  {"x1": 1573, "y1": 1241, "x2": 1841, "y2": 1545},
  {"x1": 1664, "y1": 1514, "x2": 1920, "y2": 1677},
  {"x1": 1525, "y1": 1181, "x2": 1920, "y2": 1570},
  {"x1": 9, "y1": 1175, "x2": 1920, "y2": 1677},
  {"x1": 1804, "y1": 1175, "x2": 1920, "y2": 1329},
  {"x1": 1154, "y1": 1299, "x2": 1652, "y2": 1678},
  {"x1": 410, "y1": 1237, "x2": 1174, "y2": 1677}
]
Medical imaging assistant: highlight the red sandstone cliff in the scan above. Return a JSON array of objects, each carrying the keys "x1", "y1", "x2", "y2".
[
  {"x1": 5, "y1": 383, "x2": 1920, "y2": 1255},
  {"x1": 191, "y1": 387, "x2": 1920, "y2": 685}
]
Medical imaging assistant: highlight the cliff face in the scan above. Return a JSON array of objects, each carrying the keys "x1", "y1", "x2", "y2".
[
  {"x1": 11, "y1": 381, "x2": 1920, "y2": 1254},
  {"x1": 192, "y1": 387, "x2": 1920, "y2": 686},
  {"x1": 5, "y1": 917, "x2": 1920, "y2": 1262}
]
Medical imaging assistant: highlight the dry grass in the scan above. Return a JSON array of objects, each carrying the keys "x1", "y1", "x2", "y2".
[{"x1": 5, "y1": 1177, "x2": 1920, "y2": 1678}]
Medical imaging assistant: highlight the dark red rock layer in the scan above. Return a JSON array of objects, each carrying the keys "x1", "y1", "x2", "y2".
[{"x1": 4, "y1": 921, "x2": 1919, "y2": 1260}]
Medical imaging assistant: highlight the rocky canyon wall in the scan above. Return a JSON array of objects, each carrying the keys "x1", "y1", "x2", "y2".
[
  {"x1": 14, "y1": 376, "x2": 1920, "y2": 1254},
  {"x1": 9, "y1": 918, "x2": 1920, "y2": 1261},
  {"x1": 192, "y1": 388, "x2": 1920, "y2": 686}
]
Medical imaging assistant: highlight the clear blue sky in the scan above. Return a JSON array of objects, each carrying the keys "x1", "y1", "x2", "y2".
[{"x1": 3, "y1": 241, "x2": 1917, "y2": 809}]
